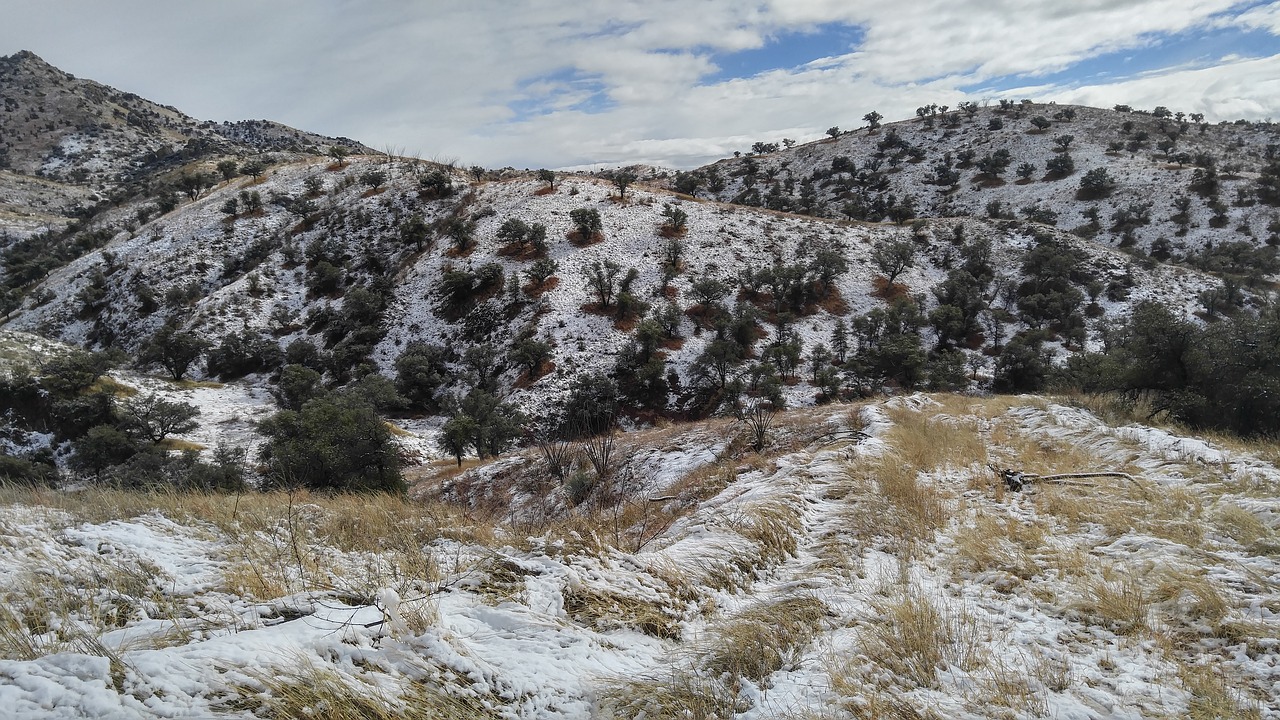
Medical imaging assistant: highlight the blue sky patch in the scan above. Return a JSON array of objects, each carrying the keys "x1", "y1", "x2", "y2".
[
  {"x1": 703, "y1": 23, "x2": 864, "y2": 83},
  {"x1": 506, "y1": 67, "x2": 614, "y2": 121}
]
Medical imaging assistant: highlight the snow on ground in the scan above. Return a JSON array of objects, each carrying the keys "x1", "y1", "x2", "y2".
[{"x1": 1, "y1": 395, "x2": 1277, "y2": 718}]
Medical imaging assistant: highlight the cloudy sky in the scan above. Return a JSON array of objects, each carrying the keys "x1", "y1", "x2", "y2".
[{"x1": 4, "y1": 1, "x2": 1279, "y2": 169}]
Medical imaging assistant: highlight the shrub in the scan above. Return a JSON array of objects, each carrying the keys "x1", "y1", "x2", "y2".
[{"x1": 258, "y1": 391, "x2": 404, "y2": 493}]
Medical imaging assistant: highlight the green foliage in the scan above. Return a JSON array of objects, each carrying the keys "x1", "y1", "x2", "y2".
[
  {"x1": 872, "y1": 237, "x2": 916, "y2": 285},
  {"x1": 511, "y1": 338, "x2": 553, "y2": 377},
  {"x1": 69, "y1": 425, "x2": 141, "y2": 480},
  {"x1": 848, "y1": 297, "x2": 927, "y2": 389},
  {"x1": 1078, "y1": 167, "x2": 1117, "y2": 199},
  {"x1": 561, "y1": 373, "x2": 620, "y2": 437},
  {"x1": 994, "y1": 331, "x2": 1050, "y2": 392},
  {"x1": 394, "y1": 342, "x2": 452, "y2": 410},
  {"x1": 206, "y1": 330, "x2": 282, "y2": 380},
  {"x1": 524, "y1": 257, "x2": 558, "y2": 286},
  {"x1": 117, "y1": 393, "x2": 200, "y2": 443},
  {"x1": 439, "y1": 389, "x2": 526, "y2": 463},
  {"x1": 274, "y1": 364, "x2": 324, "y2": 411},
  {"x1": 584, "y1": 259, "x2": 623, "y2": 308},
  {"x1": 0, "y1": 454, "x2": 58, "y2": 487},
  {"x1": 570, "y1": 208, "x2": 603, "y2": 240},
  {"x1": 258, "y1": 391, "x2": 404, "y2": 493},
  {"x1": 1064, "y1": 301, "x2": 1280, "y2": 436},
  {"x1": 139, "y1": 324, "x2": 211, "y2": 380}
]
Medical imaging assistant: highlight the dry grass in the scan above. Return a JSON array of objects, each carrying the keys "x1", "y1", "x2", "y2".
[
  {"x1": 1213, "y1": 503, "x2": 1274, "y2": 549},
  {"x1": 825, "y1": 654, "x2": 944, "y2": 720},
  {"x1": 597, "y1": 668, "x2": 747, "y2": 720},
  {"x1": 227, "y1": 662, "x2": 499, "y2": 720},
  {"x1": 979, "y1": 657, "x2": 1049, "y2": 718},
  {"x1": 562, "y1": 584, "x2": 682, "y2": 640},
  {"x1": 700, "y1": 596, "x2": 829, "y2": 686},
  {"x1": 1178, "y1": 663, "x2": 1263, "y2": 720},
  {"x1": 157, "y1": 437, "x2": 207, "y2": 452},
  {"x1": 1152, "y1": 568, "x2": 1229, "y2": 628},
  {"x1": 883, "y1": 405, "x2": 987, "y2": 472},
  {"x1": 0, "y1": 552, "x2": 177, "y2": 661},
  {"x1": 1076, "y1": 570, "x2": 1151, "y2": 635},
  {"x1": 951, "y1": 514, "x2": 1043, "y2": 585},
  {"x1": 88, "y1": 375, "x2": 137, "y2": 397},
  {"x1": 858, "y1": 589, "x2": 984, "y2": 689}
]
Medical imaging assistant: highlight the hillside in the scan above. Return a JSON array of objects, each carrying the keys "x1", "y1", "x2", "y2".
[
  {"x1": 0, "y1": 152, "x2": 1224, "y2": 431},
  {"x1": 687, "y1": 103, "x2": 1280, "y2": 261},
  {"x1": 1, "y1": 395, "x2": 1276, "y2": 718},
  {"x1": 0, "y1": 51, "x2": 370, "y2": 240}
]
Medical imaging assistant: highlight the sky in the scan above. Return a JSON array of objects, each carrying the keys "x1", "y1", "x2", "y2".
[{"x1": 3, "y1": 1, "x2": 1279, "y2": 170}]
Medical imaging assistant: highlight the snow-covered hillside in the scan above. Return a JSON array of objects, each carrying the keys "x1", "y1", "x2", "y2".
[
  {"x1": 692, "y1": 103, "x2": 1280, "y2": 258},
  {"x1": 1, "y1": 153, "x2": 1226, "y2": 422}
]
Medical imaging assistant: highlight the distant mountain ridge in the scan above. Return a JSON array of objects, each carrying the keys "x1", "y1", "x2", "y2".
[{"x1": 0, "y1": 50, "x2": 371, "y2": 238}]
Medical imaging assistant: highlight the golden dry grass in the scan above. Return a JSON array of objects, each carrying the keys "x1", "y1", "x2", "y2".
[
  {"x1": 226, "y1": 661, "x2": 499, "y2": 720},
  {"x1": 951, "y1": 514, "x2": 1044, "y2": 584},
  {"x1": 700, "y1": 596, "x2": 829, "y2": 686},
  {"x1": 858, "y1": 589, "x2": 984, "y2": 689},
  {"x1": 562, "y1": 584, "x2": 682, "y2": 640}
]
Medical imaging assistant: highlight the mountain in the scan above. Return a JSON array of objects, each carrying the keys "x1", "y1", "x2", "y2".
[{"x1": 0, "y1": 50, "x2": 371, "y2": 240}]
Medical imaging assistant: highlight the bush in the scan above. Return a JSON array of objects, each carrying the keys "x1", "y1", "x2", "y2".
[
  {"x1": 258, "y1": 391, "x2": 404, "y2": 492},
  {"x1": 206, "y1": 330, "x2": 282, "y2": 380},
  {"x1": 1077, "y1": 167, "x2": 1116, "y2": 199},
  {"x1": 394, "y1": 342, "x2": 452, "y2": 409}
]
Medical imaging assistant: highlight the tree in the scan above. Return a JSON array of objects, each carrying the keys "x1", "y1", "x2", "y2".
[
  {"x1": 584, "y1": 259, "x2": 622, "y2": 307},
  {"x1": 537, "y1": 168, "x2": 555, "y2": 189},
  {"x1": 241, "y1": 159, "x2": 267, "y2": 179},
  {"x1": 826, "y1": 126, "x2": 841, "y2": 139},
  {"x1": 497, "y1": 217, "x2": 531, "y2": 249},
  {"x1": 400, "y1": 214, "x2": 430, "y2": 251},
  {"x1": 440, "y1": 389, "x2": 526, "y2": 462},
  {"x1": 862, "y1": 111, "x2": 882, "y2": 130},
  {"x1": 672, "y1": 171, "x2": 702, "y2": 197},
  {"x1": 118, "y1": 393, "x2": 201, "y2": 443},
  {"x1": 872, "y1": 237, "x2": 917, "y2": 286},
  {"x1": 660, "y1": 204, "x2": 688, "y2": 233},
  {"x1": 328, "y1": 146, "x2": 351, "y2": 163},
  {"x1": 139, "y1": 325, "x2": 210, "y2": 380},
  {"x1": 1030, "y1": 116, "x2": 1052, "y2": 132},
  {"x1": 394, "y1": 342, "x2": 451, "y2": 409},
  {"x1": 70, "y1": 425, "x2": 140, "y2": 480},
  {"x1": 176, "y1": 172, "x2": 212, "y2": 201},
  {"x1": 216, "y1": 160, "x2": 239, "y2": 181},
  {"x1": 1016, "y1": 162, "x2": 1037, "y2": 180},
  {"x1": 258, "y1": 391, "x2": 403, "y2": 492},
  {"x1": 511, "y1": 338, "x2": 552, "y2": 378},
  {"x1": 274, "y1": 364, "x2": 323, "y2": 410},
  {"x1": 439, "y1": 413, "x2": 478, "y2": 466},
  {"x1": 360, "y1": 170, "x2": 387, "y2": 190},
  {"x1": 1078, "y1": 167, "x2": 1117, "y2": 199},
  {"x1": 524, "y1": 257, "x2": 558, "y2": 286},
  {"x1": 611, "y1": 170, "x2": 637, "y2": 200},
  {"x1": 570, "y1": 208, "x2": 603, "y2": 241},
  {"x1": 976, "y1": 149, "x2": 1012, "y2": 178}
]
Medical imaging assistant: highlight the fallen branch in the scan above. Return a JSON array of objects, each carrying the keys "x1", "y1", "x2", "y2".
[{"x1": 993, "y1": 466, "x2": 1153, "y2": 496}]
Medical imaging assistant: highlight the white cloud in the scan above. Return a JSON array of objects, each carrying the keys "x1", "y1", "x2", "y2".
[
  {"x1": 1029, "y1": 53, "x2": 1280, "y2": 121},
  {"x1": 0, "y1": 0, "x2": 1275, "y2": 168}
]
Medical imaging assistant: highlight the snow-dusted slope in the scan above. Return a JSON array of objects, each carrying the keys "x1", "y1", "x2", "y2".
[
  {"x1": 1, "y1": 396, "x2": 1276, "y2": 718},
  {"x1": 693, "y1": 103, "x2": 1280, "y2": 258},
  {"x1": 2, "y1": 154, "x2": 1223, "y2": 419}
]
